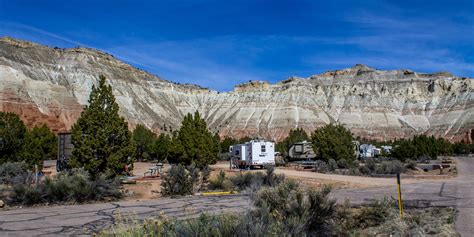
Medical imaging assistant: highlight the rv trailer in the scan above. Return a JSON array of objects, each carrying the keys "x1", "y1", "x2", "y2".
[{"x1": 229, "y1": 140, "x2": 275, "y2": 169}]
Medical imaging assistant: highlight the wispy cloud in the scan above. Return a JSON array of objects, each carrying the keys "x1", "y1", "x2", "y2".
[{"x1": 0, "y1": 21, "x2": 88, "y2": 48}]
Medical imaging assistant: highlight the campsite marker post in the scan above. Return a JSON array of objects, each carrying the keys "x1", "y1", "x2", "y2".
[{"x1": 397, "y1": 173, "x2": 404, "y2": 218}]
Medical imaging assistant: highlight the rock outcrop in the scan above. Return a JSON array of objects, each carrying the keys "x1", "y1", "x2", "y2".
[{"x1": 0, "y1": 37, "x2": 472, "y2": 142}]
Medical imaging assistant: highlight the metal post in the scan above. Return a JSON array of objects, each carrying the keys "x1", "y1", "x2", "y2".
[
  {"x1": 35, "y1": 165, "x2": 39, "y2": 186},
  {"x1": 397, "y1": 173, "x2": 404, "y2": 218}
]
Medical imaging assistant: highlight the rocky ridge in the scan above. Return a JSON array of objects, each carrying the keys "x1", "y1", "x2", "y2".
[{"x1": 0, "y1": 37, "x2": 472, "y2": 142}]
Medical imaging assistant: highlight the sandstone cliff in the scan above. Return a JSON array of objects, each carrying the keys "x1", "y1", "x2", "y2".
[{"x1": 0, "y1": 37, "x2": 472, "y2": 142}]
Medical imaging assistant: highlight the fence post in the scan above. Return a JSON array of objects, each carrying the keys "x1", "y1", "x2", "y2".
[{"x1": 397, "y1": 173, "x2": 404, "y2": 218}]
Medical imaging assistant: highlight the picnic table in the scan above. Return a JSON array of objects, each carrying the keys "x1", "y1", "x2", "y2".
[{"x1": 144, "y1": 162, "x2": 164, "y2": 177}]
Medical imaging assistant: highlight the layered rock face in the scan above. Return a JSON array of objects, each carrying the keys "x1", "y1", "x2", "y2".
[{"x1": 0, "y1": 37, "x2": 472, "y2": 142}]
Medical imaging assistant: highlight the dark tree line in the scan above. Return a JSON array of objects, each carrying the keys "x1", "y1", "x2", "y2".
[{"x1": 0, "y1": 112, "x2": 56, "y2": 170}]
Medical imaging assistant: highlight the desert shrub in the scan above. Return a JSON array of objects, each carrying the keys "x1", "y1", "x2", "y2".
[
  {"x1": 208, "y1": 170, "x2": 228, "y2": 190},
  {"x1": 8, "y1": 169, "x2": 121, "y2": 205},
  {"x1": 405, "y1": 160, "x2": 418, "y2": 170},
  {"x1": 313, "y1": 160, "x2": 329, "y2": 173},
  {"x1": 328, "y1": 158, "x2": 337, "y2": 171},
  {"x1": 263, "y1": 165, "x2": 285, "y2": 187},
  {"x1": 229, "y1": 171, "x2": 265, "y2": 190},
  {"x1": 348, "y1": 167, "x2": 361, "y2": 176},
  {"x1": 250, "y1": 180, "x2": 336, "y2": 235},
  {"x1": 365, "y1": 158, "x2": 376, "y2": 172},
  {"x1": 358, "y1": 165, "x2": 371, "y2": 175},
  {"x1": 375, "y1": 160, "x2": 405, "y2": 174},
  {"x1": 0, "y1": 162, "x2": 31, "y2": 185},
  {"x1": 337, "y1": 159, "x2": 350, "y2": 169},
  {"x1": 227, "y1": 166, "x2": 285, "y2": 191},
  {"x1": 161, "y1": 164, "x2": 194, "y2": 197}
]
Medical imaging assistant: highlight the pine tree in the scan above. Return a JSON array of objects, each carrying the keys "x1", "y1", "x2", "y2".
[
  {"x1": 20, "y1": 124, "x2": 57, "y2": 170},
  {"x1": 0, "y1": 112, "x2": 27, "y2": 164},
  {"x1": 69, "y1": 75, "x2": 135, "y2": 176}
]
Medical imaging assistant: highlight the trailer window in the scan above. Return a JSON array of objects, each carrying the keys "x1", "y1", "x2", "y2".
[
  {"x1": 235, "y1": 150, "x2": 240, "y2": 155},
  {"x1": 261, "y1": 145, "x2": 266, "y2": 153}
]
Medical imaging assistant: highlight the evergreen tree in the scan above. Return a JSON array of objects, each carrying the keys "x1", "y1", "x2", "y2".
[
  {"x1": 276, "y1": 128, "x2": 309, "y2": 156},
  {"x1": 151, "y1": 133, "x2": 172, "y2": 161},
  {"x1": 220, "y1": 137, "x2": 238, "y2": 153},
  {"x1": 20, "y1": 124, "x2": 57, "y2": 170},
  {"x1": 69, "y1": 75, "x2": 135, "y2": 176},
  {"x1": 172, "y1": 112, "x2": 219, "y2": 168},
  {"x1": 311, "y1": 124, "x2": 355, "y2": 162},
  {"x1": 0, "y1": 112, "x2": 27, "y2": 164},
  {"x1": 132, "y1": 124, "x2": 156, "y2": 161}
]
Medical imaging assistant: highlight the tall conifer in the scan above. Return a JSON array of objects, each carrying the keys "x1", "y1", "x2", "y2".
[{"x1": 69, "y1": 75, "x2": 135, "y2": 176}]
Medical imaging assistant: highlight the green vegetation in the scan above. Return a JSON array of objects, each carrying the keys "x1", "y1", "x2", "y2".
[
  {"x1": 7, "y1": 169, "x2": 122, "y2": 206},
  {"x1": 19, "y1": 124, "x2": 57, "y2": 170},
  {"x1": 0, "y1": 112, "x2": 27, "y2": 163},
  {"x1": 160, "y1": 164, "x2": 209, "y2": 197},
  {"x1": 132, "y1": 124, "x2": 156, "y2": 161},
  {"x1": 152, "y1": 133, "x2": 172, "y2": 162},
  {"x1": 208, "y1": 166, "x2": 285, "y2": 192},
  {"x1": 101, "y1": 195, "x2": 456, "y2": 236},
  {"x1": 391, "y1": 134, "x2": 472, "y2": 161},
  {"x1": 167, "y1": 112, "x2": 219, "y2": 168},
  {"x1": 276, "y1": 128, "x2": 309, "y2": 156},
  {"x1": 69, "y1": 75, "x2": 135, "y2": 177},
  {"x1": 0, "y1": 162, "x2": 30, "y2": 185},
  {"x1": 0, "y1": 112, "x2": 56, "y2": 171},
  {"x1": 219, "y1": 136, "x2": 252, "y2": 152},
  {"x1": 311, "y1": 124, "x2": 355, "y2": 163},
  {"x1": 102, "y1": 180, "x2": 337, "y2": 236}
]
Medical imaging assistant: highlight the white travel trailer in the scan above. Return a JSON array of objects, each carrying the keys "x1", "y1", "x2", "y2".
[{"x1": 229, "y1": 140, "x2": 275, "y2": 169}]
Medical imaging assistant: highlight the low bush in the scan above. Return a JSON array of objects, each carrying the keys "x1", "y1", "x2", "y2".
[
  {"x1": 8, "y1": 169, "x2": 121, "y2": 206},
  {"x1": 375, "y1": 160, "x2": 405, "y2": 174},
  {"x1": 313, "y1": 160, "x2": 329, "y2": 173},
  {"x1": 101, "y1": 180, "x2": 336, "y2": 236},
  {"x1": 161, "y1": 164, "x2": 210, "y2": 196},
  {"x1": 328, "y1": 158, "x2": 337, "y2": 171},
  {"x1": 365, "y1": 158, "x2": 376, "y2": 172},
  {"x1": 161, "y1": 164, "x2": 194, "y2": 197},
  {"x1": 405, "y1": 160, "x2": 418, "y2": 170},
  {"x1": 0, "y1": 162, "x2": 31, "y2": 185}
]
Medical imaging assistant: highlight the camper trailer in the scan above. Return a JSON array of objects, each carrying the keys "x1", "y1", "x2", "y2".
[
  {"x1": 229, "y1": 140, "x2": 275, "y2": 169},
  {"x1": 288, "y1": 141, "x2": 316, "y2": 160}
]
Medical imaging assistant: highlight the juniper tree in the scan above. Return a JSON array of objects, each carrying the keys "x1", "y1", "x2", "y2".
[
  {"x1": 311, "y1": 124, "x2": 355, "y2": 162},
  {"x1": 69, "y1": 75, "x2": 135, "y2": 176},
  {"x1": 171, "y1": 112, "x2": 219, "y2": 168},
  {"x1": 20, "y1": 124, "x2": 57, "y2": 170},
  {"x1": 132, "y1": 124, "x2": 156, "y2": 161},
  {"x1": 0, "y1": 112, "x2": 27, "y2": 164}
]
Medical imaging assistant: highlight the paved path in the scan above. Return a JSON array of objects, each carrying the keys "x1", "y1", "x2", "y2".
[
  {"x1": 0, "y1": 195, "x2": 250, "y2": 236},
  {"x1": 331, "y1": 157, "x2": 474, "y2": 236},
  {"x1": 1, "y1": 157, "x2": 472, "y2": 236}
]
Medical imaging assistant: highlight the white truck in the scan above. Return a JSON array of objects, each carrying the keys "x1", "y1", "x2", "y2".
[{"x1": 229, "y1": 140, "x2": 275, "y2": 169}]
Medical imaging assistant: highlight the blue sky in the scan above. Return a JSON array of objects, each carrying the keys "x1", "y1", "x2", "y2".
[{"x1": 0, "y1": 0, "x2": 473, "y2": 91}]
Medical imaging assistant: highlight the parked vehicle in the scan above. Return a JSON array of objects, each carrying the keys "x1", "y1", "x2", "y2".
[
  {"x1": 229, "y1": 140, "x2": 275, "y2": 169},
  {"x1": 288, "y1": 141, "x2": 316, "y2": 160}
]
